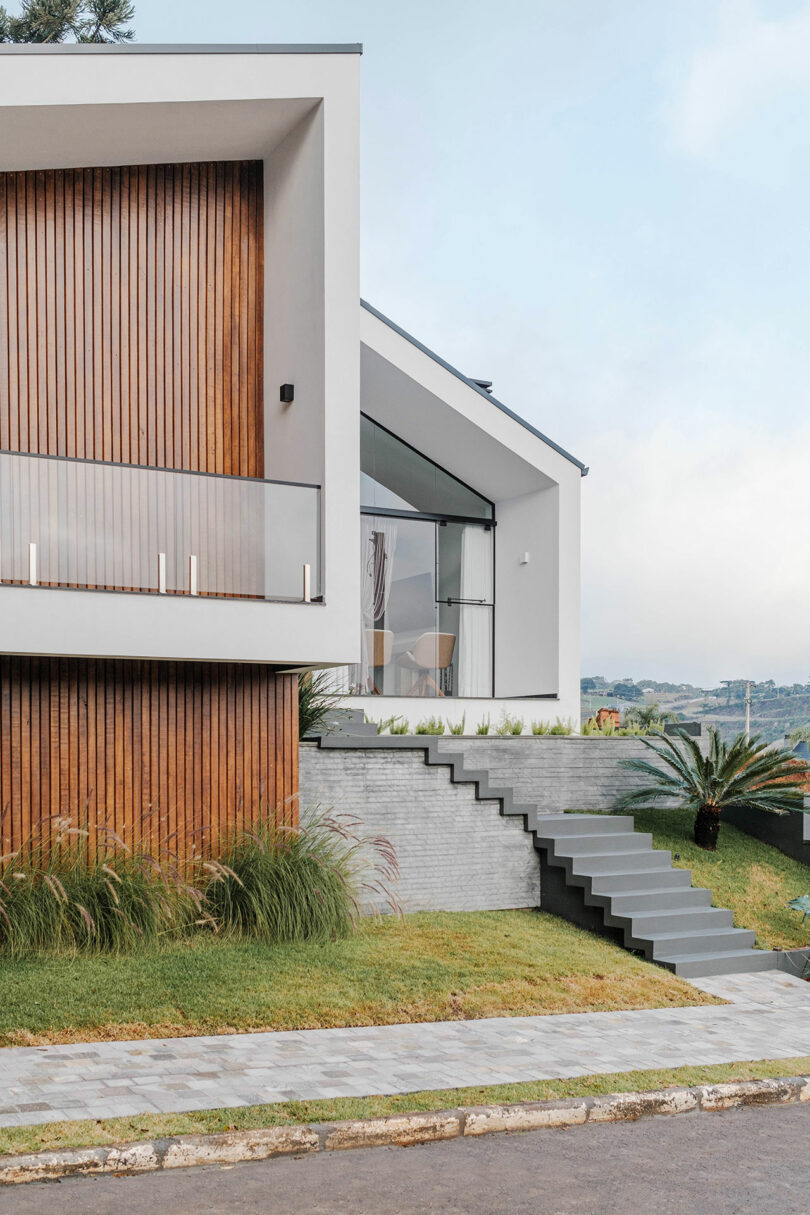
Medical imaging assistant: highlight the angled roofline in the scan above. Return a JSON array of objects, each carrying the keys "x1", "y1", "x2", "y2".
[
  {"x1": 0, "y1": 43, "x2": 363, "y2": 55},
  {"x1": 360, "y1": 299, "x2": 588, "y2": 476}
]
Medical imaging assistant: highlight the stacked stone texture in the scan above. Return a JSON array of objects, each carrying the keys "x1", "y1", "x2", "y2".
[{"x1": 299, "y1": 744, "x2": 541, "y2": 913}]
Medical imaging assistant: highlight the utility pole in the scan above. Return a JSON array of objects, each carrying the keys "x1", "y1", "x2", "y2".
[{"x1": 725, "y1": 678, "x2": 754, "y2": 741}]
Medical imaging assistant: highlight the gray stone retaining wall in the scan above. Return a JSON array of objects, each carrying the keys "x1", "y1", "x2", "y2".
[
  {"x1": 301, "y1": 736, "x2": 808, "y2": 918},
  {"x1": 299, "y1": 743, "x2": 541, "y2": 913},
  {"x1": 434, "y1": 736, "x2": 666, "y2": 813}
]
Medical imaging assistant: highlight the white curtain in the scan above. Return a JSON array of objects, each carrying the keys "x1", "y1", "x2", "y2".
[
  {"x1": 458, "y1": 525, "x2": 493, "y2": 697},
  {"x1": 351, "y1": 516, "x2": 398, "y2": 693}
]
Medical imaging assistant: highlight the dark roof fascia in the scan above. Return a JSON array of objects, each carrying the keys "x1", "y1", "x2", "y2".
[
  {"x1": 360, "y1": 299, "x2": 589, "y2": 476},
  {"x1": 0, "y1": 43, "x2": 363, "y2": 55}
]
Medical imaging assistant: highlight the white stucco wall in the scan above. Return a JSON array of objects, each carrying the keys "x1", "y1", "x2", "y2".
[{"x1": 345, "y1": 307, "x2": 584, "y2": 722}]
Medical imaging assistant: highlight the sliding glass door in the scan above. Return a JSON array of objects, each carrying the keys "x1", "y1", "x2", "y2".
[
  {"x1": 354, "y1": 514, "x2": 493, "y2": 697},
  {"x1": 437, "y1": 521, "x2": 494, "y2": 698}
]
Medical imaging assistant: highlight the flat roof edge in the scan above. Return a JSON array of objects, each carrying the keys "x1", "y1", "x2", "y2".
[
  {"x1": 0, "y1": 43, "x2": 363, "y2": 55},
  {"x1": 360, "y1": 300, "x2": 589, "y2": 476}
]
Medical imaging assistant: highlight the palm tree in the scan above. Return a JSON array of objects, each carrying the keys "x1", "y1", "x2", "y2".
[
  {"x1": 623, "y1": 702, "x2": 678, "y2": 731},
  {"x1": 615, "y1": 728, "x2": 810, "y2": 851}
]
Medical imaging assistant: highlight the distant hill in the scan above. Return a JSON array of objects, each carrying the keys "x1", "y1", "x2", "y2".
[{"x1": 581, "y1": 676, "x2": 810, "y2": 744}]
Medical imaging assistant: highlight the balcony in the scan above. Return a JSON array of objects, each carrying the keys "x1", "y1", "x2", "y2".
[{"x1": 0, "y1": 451, "x2": 321, "y2": 603}]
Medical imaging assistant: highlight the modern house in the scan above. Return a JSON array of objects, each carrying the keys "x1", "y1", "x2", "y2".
[
  {"x1": 338, "y1": 300, "x2": 586, "y2": 731},
  {"x1": 0, "y1": 43, "x2": 585, "y2": 856}
]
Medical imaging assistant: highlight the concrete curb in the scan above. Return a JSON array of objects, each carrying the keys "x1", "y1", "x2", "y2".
[{"x1": 2, "y1": 1075, "x2": 809, "y2": 1185}]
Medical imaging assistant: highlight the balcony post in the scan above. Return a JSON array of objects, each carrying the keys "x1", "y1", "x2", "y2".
[
  {"x1": 28, "y1": 542, "x2": 37, "y2": 587},
  {"x1": 302, "y1": 563, "x2": 311, "y2": 603},
  {"x1": 158, "y1": 552, "x2": 167, "y2": 595},
  {"x1": 189, "y1": 554, "x2": 198, "y2": 597}
]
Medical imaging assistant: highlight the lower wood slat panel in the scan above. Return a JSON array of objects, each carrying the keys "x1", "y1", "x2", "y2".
[{"x1": 0, "y1": 657, "x2": 298, "y2": 858}]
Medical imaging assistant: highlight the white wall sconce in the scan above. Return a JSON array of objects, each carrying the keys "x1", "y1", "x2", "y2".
[{"x1": 520, "y1": 551, "x2": 530, "y2": 565}]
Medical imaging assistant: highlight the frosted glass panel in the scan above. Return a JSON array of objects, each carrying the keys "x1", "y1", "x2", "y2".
[{"x1": 0, "y1": 452, "x2": 320, "y2": 602}]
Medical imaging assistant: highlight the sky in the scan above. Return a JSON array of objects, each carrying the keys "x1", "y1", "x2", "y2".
[{"x1": 127, "y1": 0, "x2": 810, "y2": 688}]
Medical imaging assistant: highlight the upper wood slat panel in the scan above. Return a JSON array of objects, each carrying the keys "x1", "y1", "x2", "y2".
[{"x1": 0, "y1": 161, "x2": 264, "y2": 476}]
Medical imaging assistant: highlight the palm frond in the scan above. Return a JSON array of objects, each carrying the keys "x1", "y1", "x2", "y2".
[{"x1": 614, "y1": 727, "x2": 809, "y2": 819}]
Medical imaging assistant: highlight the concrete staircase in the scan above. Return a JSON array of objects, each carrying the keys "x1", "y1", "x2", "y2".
[
  {"x1": 316, "y1": 708, "x2": 379, "y2": 740},
  {"x1": 308, "y1": 721, "x2": 778, "y2": 978},
  {"x1": 531, "y1": 813, "x2": 776, "y2": 978}
]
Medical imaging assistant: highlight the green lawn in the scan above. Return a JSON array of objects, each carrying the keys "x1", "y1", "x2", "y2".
[
  {"x1": 0, "y1": 910, "x2": 718, "y2": 1047},
  {"x1": 3, "y1": 1056, "x2": 810, "y2": 1159},
  {"x1": 626, "y1": 806, "x2": 810, "y2": 950}
]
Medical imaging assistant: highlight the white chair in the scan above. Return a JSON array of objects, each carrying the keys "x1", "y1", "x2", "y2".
[{"x1": 398, "y1": 632, "x2": 456, "y2": 696}]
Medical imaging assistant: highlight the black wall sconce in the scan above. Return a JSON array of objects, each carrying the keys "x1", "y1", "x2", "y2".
[{"x1": 280, "y1": 383, "x2": 295, "y2": 404}]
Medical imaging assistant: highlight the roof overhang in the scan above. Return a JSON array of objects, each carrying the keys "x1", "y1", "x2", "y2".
[
  {"x1": 0, "y1": 43, "x2": 363, "y2": 55},
  {"x1": 360, "y1": 301, "x2": 588, "y2": 503},
  {"x1": 0, "y1": 45, "x2": 360, "y2": 172}
]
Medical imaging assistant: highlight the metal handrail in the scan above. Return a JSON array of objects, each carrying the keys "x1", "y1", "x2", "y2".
[{"x1": 0, "y1": 449, "x2": 321, "y2": 492}]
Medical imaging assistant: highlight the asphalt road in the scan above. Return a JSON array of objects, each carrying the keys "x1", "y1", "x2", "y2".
[{"x1": 4, "y1": 1103, "x2": 809, "y2": 1215}]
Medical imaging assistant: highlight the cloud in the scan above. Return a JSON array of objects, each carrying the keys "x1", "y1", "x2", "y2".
[
  {"x1": 671, "y1": 0, "x2": 810, "y2": 156},
  {"x1": 581, "y1": 416, "x2": 810, "y2": 687}
]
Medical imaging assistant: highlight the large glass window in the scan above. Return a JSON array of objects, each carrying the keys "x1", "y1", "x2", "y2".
[
  {"x1": 361, "y1": 415, "x2": 494, "y2": 520},
  {"x1": 326, "y1": 418, "x2": 495, "y2": 699},
  {"x1": 350, "y1": 515, "x2": 493, "y2": 698}
]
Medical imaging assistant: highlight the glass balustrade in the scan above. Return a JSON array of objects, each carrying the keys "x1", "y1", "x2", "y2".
[{"x1": 0, "y1": 451, "x2": 321, "y2": 602}]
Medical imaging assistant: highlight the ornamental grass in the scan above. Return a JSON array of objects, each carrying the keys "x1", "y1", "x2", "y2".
[
  {"x1": 0, "y1": 820, "x2": 196, "y2": 958},
  {"x1": 201, "y1": 811, "x2": 400, "y2": 943},
  {"x1": 0, "y1": 811, "x2": 399, "y2": 956}
]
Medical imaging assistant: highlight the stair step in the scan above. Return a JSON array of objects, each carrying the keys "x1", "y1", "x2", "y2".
[
  {"x1": 548, "y1": 832, "x2": 652, "y2": 857},
  {"x1": 588, "y1": 868, "x2": 693, "y2": 894},
  {"x1": 658, "y1": 949, "x2": 779, "y2": 978},
  {"x1": 624, "y1": 907, "x2": 733, "y2": 935},
  {"x1": 646, "y1": 927, "x2": 755, "y2": 958},
  {"x1": 534, "y1": 814, "x2": 635, "y2": 836},
  {"x1": 377, "y1": 746, "x2": 766, "y2": 982},
  {"x1": 609, "y1": 887, "x2": 713, "y2": 915},
  {"x1": 571, "y1": 850, "x2": 672, "y2": 875}
]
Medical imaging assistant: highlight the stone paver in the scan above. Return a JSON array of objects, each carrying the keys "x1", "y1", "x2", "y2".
[{"x1": 0, "y1": 971, "x2": 807, "y2": 1128}]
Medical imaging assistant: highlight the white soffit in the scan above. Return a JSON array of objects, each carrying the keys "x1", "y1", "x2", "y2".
[
  {"x1": 360, "y1": 344, "x2": 557, "y2": 500},
  {"x1": 360, "y1": 314, "x2": 583, "y2": 501},
  {"x1": 0, "y1": 98, "x2": 319, "y2": 172}
]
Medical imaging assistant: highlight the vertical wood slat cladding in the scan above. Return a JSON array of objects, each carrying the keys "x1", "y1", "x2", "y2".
[
  {"x1": 0, "y1": 658, "x2": 298, "y2": 858},
  {"x1": 0, "y1": 161, "x2": 264, "y2": 477}
]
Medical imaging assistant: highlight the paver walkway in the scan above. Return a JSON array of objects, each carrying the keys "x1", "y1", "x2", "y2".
[{"x1": 0, "y1": 971, "x2": 807, "y2": 1129}]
